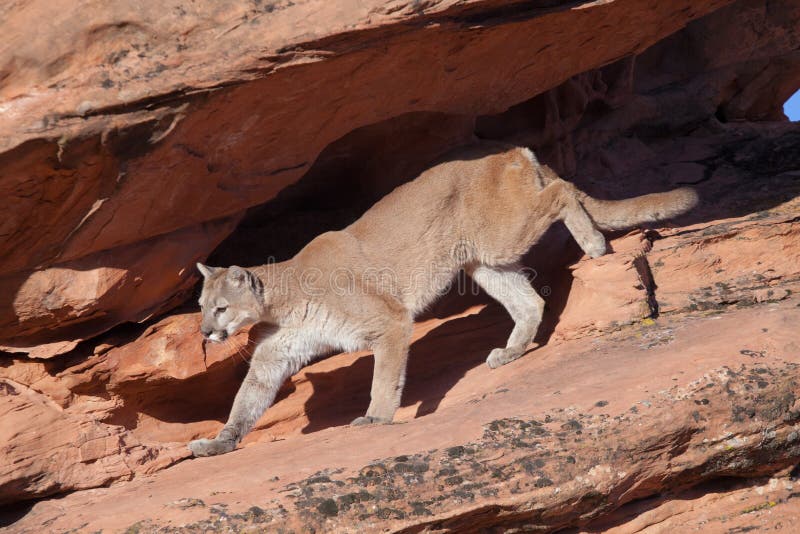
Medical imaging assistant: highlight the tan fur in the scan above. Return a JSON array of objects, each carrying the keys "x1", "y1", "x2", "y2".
[{"x1": 188, "y1": 142, "x2": 697, "y2": 457}]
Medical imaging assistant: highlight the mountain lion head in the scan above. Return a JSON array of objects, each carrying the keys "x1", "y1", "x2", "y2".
[{"x1": 196, "y1": 263, "x2": 263, "y2": 342}]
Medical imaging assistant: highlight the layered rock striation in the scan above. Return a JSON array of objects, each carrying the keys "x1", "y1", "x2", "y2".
[{"x1": 1, "y1": 0, "x2": 800, "y2": 531}]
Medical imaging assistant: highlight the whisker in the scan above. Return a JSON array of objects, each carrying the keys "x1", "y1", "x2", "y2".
[
  {"x1": 239, "y1": 345, "x2": 255, "y2": 361},
  {"x1": 224, "y1": 338, "x2": 237, "y2": 357},
  {"x1": 227, "y1": 337, "x2": 252, "y2": 364}
]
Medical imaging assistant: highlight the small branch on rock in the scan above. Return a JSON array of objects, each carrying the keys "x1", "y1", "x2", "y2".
[{"x1": 632, "y1": 230, "x2": 660, "y2": 319}]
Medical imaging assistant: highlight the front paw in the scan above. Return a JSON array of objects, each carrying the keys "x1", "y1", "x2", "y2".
[
  {"x1": 350, "y1": 415, "x2": 391, "y2": 426},
  {"x1": 188, "y1": 438, "x2": 236, "y2": 457}
]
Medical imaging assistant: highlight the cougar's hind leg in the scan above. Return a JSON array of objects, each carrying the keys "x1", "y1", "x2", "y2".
[
  {"x1": 542, "y1": 179, "x2": 607, "y2": 258},
  {"x1": 468, "y1": 263, "x2": 544, "y2": 368},
  {"x1": 563, "y1": 207, "x2": 607, "y2": 258}
]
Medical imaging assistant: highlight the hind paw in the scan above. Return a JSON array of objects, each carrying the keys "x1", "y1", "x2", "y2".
[{"x1": 585, "y1": 238, "x2": 608, "y2": 258}]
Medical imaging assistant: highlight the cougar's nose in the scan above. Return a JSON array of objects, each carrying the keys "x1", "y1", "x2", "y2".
[{"x1": 200, "y1": 326, "x2": 212, "y2": 338}]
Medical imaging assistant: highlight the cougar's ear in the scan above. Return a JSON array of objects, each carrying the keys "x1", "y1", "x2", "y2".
[
  {"x1": 227, "y1": 265, "x2": 248, "y2": 288},
  {"x1": 196, "y1": 262, "x2": 217, "y2": 278}
]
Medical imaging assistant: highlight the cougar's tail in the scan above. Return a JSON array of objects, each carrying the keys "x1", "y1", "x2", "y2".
[{"x1": 577, "y1": 187, "x2": 699, "y2": 231}]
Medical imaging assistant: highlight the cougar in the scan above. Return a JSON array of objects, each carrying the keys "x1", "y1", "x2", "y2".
[{"x1": 188, "y1": 142, "x2": 697, "y2": 457}]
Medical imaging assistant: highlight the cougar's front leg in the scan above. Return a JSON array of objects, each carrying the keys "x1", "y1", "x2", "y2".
[
  {"x1": 189, "y1": 334, "x2": 301, "y2": 457},
  {"x1": 351, "y1": 321, "x2": 412, "y2": 426}
]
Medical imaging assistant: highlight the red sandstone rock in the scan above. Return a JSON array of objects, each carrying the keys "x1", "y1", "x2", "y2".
[
  {"x1": 7, "y1": 296, "x2": 800, "y2": 532},
  {"x1": 2, "y1": 0, "x2": 800, "y2": 531},
  {"x1": 0, "y1": 218, "x2": 240, "y2": 358},
  {"x1": 2, "y1": 131, "x2": 799, "y2": 517},
  {"x1": 0, "y1": 378, "x2": 189, "y2": 505},
  {"x1": 0, "y1": 0, "x2": 733, "y2": 354}
]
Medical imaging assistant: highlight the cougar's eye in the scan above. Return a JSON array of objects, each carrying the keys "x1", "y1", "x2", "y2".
[{"x1": 214, "y1": 306, "x2": 227, "y2": 316}]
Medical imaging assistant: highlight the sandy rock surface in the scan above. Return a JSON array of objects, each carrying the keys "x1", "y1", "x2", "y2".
[
  {"x1": 8, "y1": 296, "x2": 800, "y2": 532},
  {"x1": 2, "y1": 0, "x2": 800, "y2": 531}
]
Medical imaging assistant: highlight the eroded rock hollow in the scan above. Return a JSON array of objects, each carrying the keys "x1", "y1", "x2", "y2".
[{"x1": 2, "y1": 0, "x2": 800, "y2": 531}]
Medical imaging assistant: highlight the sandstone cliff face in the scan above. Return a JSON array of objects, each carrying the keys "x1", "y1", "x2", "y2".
[
  {"x1": 2, "y1": 0, "x2": 800, "y2": 531},
  {"x1": 1, "y1": 0, "x2": 735, "y2": 357}
]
